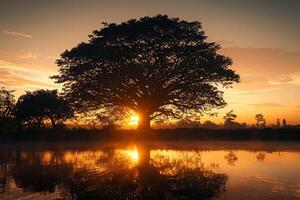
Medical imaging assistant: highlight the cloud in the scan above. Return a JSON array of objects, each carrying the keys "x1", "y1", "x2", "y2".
[
  {"x1": 215, "y1": 40, "x2": 236, "y2": 46},
  {"x1": 268, "y1": 75, "x2": 294, "y2": 85},
  {"x1": 220, "y1": 47, "x2": 300, "y2": 75},
  {"x1": 228, "y1": 88, "x2": 278, "y2": 95},
  {"x1": 1, "y1": 30, "x2": 32, "y2": 38},
  {"x1": 0, "y1": 60, "x2": 57, "y2": 95},
  {"x1": 246, "y1": 103, "x2": 287, "y2": 108},
  {"x1": 219, "y1": 47, "x2": 300, "y2": 91},
  {"x1": 0, "y1": 69, "x2": 54, "y2": 88},
  {"x1": 16, "y1": 51, "x2": 38, "y2": 59}
]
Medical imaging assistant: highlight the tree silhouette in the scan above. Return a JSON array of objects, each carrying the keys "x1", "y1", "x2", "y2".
[
  {"x1": 282, "y1": 119, "x2": 287, "y2": 127},
  {"x1": 223, "y1": 110, "x2": 244, "y2": 128},
  {"x1": 255, "y1": 113, "x2": 266, "y2": 128},
  {"x1": 0, "y1": 87, "x2": 15, "y2": 130},
  {"x1": 277, "y1": 118, "x2": 280, "y2": 128},
  {"x1": 15, "y1": 89, "x2": 73, "y2": 128},
  {"x1": 52, "y1": 15, "x2": 240, "y2": 130},
  {"x1": 223, "y1": 110, "x2": 237, "y2": 123},
  {"x1": 202, "y1": 120, "x2": 219, "y2": 129}
]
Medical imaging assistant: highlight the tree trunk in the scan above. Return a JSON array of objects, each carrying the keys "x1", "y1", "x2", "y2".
[
  {"x1": 37, "y1": 117, "x2": 43, "y2": 129},
  {"x1": 50, "y1": 116, "x2": 56, "y2": 128},
  {"x1": 137, "y1": 143, "x2": 150, "y2": 167},
  {"x1": 138, "y1": 112, "x2": 151, "y2": 131}
]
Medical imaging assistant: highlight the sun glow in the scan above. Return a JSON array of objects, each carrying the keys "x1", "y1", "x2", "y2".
[{"x1": 128, "y1": 114, "x2": 139, "y2": 126}]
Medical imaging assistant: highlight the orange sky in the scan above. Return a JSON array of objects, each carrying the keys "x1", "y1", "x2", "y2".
[{"x1": 0, "y1": 0, "x2": 300, "y2": 125}]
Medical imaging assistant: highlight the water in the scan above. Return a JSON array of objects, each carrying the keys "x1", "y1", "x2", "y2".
[{"x1": 0, "y1": 141, "x2": 299, "y2": 200}]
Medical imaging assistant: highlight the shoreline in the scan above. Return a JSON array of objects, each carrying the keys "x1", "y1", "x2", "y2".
[
  {"x1": 0, "y1": 140, "x2": 300, "y2": 151},
  {"x1": 1, "y1": 128, "x2": 300, "y2": 143}
]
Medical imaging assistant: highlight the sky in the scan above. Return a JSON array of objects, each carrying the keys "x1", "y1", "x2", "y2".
[{"x1": 0, "y1": 0, "x2": 300, "y2": 125}]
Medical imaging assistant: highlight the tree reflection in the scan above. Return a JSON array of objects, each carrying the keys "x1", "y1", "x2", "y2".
[
  {"x1": 60, "y1": 167, "x2": 140, "y2": 200},
  {"x1": 0, "y1": 145, "x2": 228, "y2": 200},
  {"x1": 12, "y1": 162, "x2": 73, "y2": 193},
  {"x1": 0, "y1": 151, "x2": 73, "y2": 193},
  {"x1": 137, "y1": 143, "x2": 227, "y2": 200},
  {"x1": 256, "y1": 152, "x2": 266, "y2": 161},
  {"x1": 136, "y1": 144, "x2": 167, "y2": 199},
  {"x1": 224, "y1": 151, "x2": 238, "y2": 166},
  {"x1": 0, "y1": 172, "x2": 8, "y2": 194}
]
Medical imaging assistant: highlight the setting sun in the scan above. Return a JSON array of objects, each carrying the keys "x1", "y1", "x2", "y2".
[{"x1": 129, "y1": 114, "x2": 139, "y2": 126}]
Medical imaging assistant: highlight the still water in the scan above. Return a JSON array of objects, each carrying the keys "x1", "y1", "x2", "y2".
[{"x1": 0, "y1": 141, "x2": 299, "y2": 200}]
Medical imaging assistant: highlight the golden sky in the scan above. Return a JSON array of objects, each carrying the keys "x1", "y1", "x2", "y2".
[{"x1": 0, "y1": 0, "x2": 300, "y2": 125}]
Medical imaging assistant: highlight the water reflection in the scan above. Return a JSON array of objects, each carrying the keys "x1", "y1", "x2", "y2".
[
  {"x1": 0, "y1": 143, "x2": 227, "y2": 200},
  {"x1": 136, "y1": 144, "x2": 227, "y2": 200},
  {"x1": 224, "y1": 151, "x2": 238, "y2": 166},
  {"x1": 0, "y1": 142, "x2": 300, "y2": 199},
  {"x1": 256, "y1": 152, "x2": 266, "y2": 161}
]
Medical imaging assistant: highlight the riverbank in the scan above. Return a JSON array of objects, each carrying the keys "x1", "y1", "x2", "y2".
[{"x1": 1, "y1": 128, "x2": 300, "y2": 142}]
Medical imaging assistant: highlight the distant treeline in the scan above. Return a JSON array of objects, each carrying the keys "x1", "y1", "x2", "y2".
[{"x1": 1, "y1": 87, "x2": 296, "y2": 132}]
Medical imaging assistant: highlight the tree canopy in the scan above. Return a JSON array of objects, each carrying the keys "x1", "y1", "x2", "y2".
[
  {"x1": 53, "y1": 15, "x2": 240, "y2": 129},
  {"x1": 223, "y1": 110, "x2": 237, "y2": 122},
  {"x1": 15, "y1": 90, "x2": 73, "y2": 128},
  {"x1": 255, "y1": 113, "x2": 266, "y2": 128},
  {"x1": 223, "y1": 110, "x2": 244, "y2": 128}
]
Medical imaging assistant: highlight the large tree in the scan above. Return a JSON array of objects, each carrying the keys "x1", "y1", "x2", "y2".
[
  {"x1": 15, "y1": 90, "x2": 73, "y2": 128},
  {"x1": 53, "y1": 15, "x2": 239, "y2": 130}
]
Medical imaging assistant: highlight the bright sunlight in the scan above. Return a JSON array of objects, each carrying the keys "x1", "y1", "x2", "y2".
[{"x1": 128, "y1": 114, "x2": 139, "y2": 126}]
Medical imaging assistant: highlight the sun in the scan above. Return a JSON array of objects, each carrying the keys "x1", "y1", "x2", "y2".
[{"x1": 129, "y1": 114, "x2": 139, "y2": 126}]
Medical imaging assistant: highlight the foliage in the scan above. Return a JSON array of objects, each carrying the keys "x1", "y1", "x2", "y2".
[
  {"x1": 15, "y1": 89, "x2": 73, "y2": 128},
  {"x1": 0, "y1": 87, "x2": 15, "y2": 129},
  {"x1": 282, "y1": 119, "x2": 287, "y2": 127},
  {"x1": 52, "y1": 15, "x2": 239, "y2": 129},
  {"x1": 175, "y1": 118, "x2": 201, "y2": 128},
  {"x1": 201, "y1": 120, "x2": 219, "y2": 129},
  {"x1": 223, "y1": 110, "x2": 237, "y2": 122},
  {"x1": 255, "y1": 113, "x2": 266, "y2": 128},
  {"x1": 72, "y1": 108, "x2": 130, "y2": 129},
  {"x1": 223, "y1": 110, "x2": 244, "y2": 128}
]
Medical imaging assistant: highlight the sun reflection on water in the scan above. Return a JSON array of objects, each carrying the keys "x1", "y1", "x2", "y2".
[{"x1": 130, "y1": 147, "x2": 139, "y2": 162}]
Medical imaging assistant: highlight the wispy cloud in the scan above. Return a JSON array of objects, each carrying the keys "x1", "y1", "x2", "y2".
[
  {"x1": 16, "y1": 50, "x2": 37, "y2": 59},
  {"x1": 219, "y1": 47, "x2": 300, "y2": 92},
  {"x1": 227, "y1": 87, "x2": 278, "y2": 95},
  {"x1": 1, "y1": 30, "x2": 32, "y2": 38},
  {"x1": 246, "y1": 103, "x2": 287, "y2": 108},
  {"x1": 0, "y1": 59, "x2": 57, "y2": 96}
]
